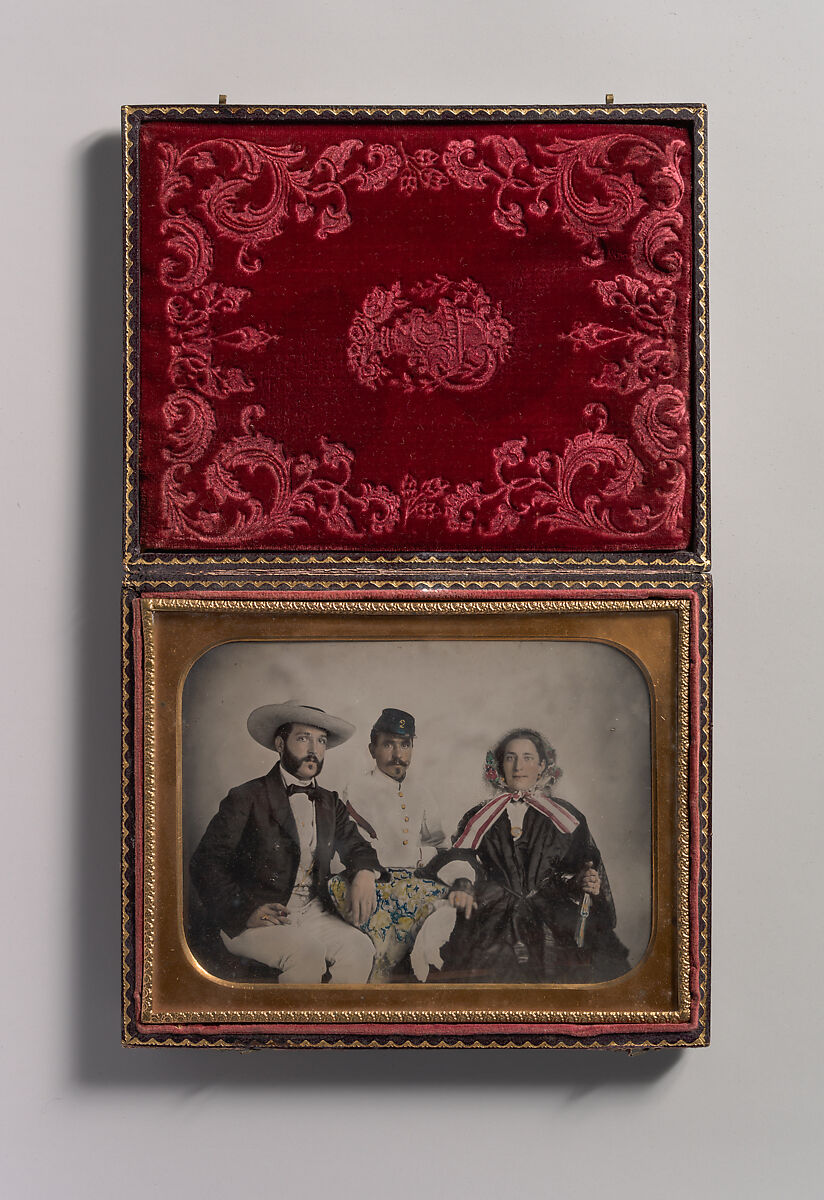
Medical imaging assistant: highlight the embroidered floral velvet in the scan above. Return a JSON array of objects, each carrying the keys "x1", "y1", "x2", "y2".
[{"x1": 137, "y1": 120, "x2": 694, "y2": 552}]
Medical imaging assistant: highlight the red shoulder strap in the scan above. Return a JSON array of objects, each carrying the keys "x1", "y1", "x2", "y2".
[{"x1": 344, "y1": 799, "x2": 378, "y2": 841}]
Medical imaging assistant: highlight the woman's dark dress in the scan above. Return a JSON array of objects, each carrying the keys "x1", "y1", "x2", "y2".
[{"x1": 427, "y1": 797, "x2": 630, "y2": 984}]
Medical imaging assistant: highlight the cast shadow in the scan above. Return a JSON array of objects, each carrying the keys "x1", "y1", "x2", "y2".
[
  {"x1": 69, "y1": 132, "x2": 683, "y2": 1093},
  {"x1": 70, "y1": 130, "x2": 129, "y2": 1087}
]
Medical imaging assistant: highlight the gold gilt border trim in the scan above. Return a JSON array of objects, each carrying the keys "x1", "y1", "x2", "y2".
[
  {"x1": 127, "y1": 1036, "x2": 706, "y2": 1049},
  {"x1": 121, "y1": 103, "x2": 709, "y2": 574},
  {"x1": 121, "y1": 595, "x2": 132, "y2": 1040},
  {"x1": 135, "y1": 575, "x2": 697, "y2": 591},
  {"x1": 131, "y1": 591, "x2": 701, "y2": 1030},
  {"x1": 697, "y1": 574, "x2": 712, "y2": 1039},
  {"x1": 693, "y1": 105, "x2": 710, "y2": 565}
]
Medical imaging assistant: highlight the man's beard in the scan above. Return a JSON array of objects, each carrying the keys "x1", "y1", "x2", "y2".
[
  {"x1": 382, "y1": 760, "x2": 408, "y2": 781},
  {"x1": 281, "y1": 745, "x2": 324, "y2": 779}
]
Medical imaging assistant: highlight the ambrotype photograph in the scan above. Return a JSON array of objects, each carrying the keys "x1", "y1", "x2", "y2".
[
  {"x1": 121, "y1": 103, "x2": 709, "y2": 1049},
  {"x1": 128, "y1": 591, "x2": 705, "y2": 1046},
  {"x1": 183, "y1": 638, "x2": 652, "y2": 989}
]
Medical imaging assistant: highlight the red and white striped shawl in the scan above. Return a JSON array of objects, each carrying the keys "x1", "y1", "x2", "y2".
[{"x1": 453, "y1": 790, "x2": 579, "y2": 850}]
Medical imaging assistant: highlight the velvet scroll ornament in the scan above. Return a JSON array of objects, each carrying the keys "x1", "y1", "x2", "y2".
[{"x1": 136, "y1": 120, "x2": 694, "y2": 553}]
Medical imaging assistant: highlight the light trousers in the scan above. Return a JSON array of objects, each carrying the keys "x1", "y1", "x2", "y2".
[{"x1": 221, "y1": 899, "x2": 375, "y2": 984}]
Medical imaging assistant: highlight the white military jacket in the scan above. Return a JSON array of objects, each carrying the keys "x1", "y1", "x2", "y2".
[{"x1": 342, "y1": 766, "x2": 448, "y2": 870}]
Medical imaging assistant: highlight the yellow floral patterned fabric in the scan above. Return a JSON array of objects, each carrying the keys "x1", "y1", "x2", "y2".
[{"x1": 328, "y1": 869, "x2": 448, "y2": 982}]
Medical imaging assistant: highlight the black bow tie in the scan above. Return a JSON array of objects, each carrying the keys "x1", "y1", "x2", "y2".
[{"x1": 285, "y1": 782, "x2": 314, "y2": 797}]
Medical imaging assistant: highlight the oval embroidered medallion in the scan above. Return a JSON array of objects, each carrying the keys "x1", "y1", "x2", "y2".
[{"x1": 347, "y1": 276, "x2": 512, "y2": 393}]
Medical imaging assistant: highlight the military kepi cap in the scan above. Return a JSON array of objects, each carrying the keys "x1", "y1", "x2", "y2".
[
  {"x1": 371, "y1": 708, "x2": 416, "y2": 738},
  {"x1": 248, "y1": 701, "x2": 355, "y2": 750}
]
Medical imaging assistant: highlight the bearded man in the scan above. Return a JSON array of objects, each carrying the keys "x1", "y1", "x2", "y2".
[{"x1": 189, "y1": 701, "x2": 380, "y2": 985}]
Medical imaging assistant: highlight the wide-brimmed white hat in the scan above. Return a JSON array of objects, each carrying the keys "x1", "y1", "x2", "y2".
[{"x1": 247, "y1": 701, "x2": 355, "y2": 750}]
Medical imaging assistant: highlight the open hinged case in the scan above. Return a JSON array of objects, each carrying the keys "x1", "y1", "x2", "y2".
[{"x1": 122, "y1": 103, "x2": 710, "y2": 1048}]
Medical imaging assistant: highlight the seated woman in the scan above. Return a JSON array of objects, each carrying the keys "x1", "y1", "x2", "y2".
[{"x1": 413, "y1": 728, "x2": 630, "y2": 984}]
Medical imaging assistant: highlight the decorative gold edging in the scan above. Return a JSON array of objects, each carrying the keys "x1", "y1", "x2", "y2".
[
  {"x1": 694, "y1": 105, "x2": 710, "y2": 565},
  {"x1": 123, "y1": 104, "x2": 705, "y2": 118},
  {"x1": 135, "y1": 593, "x2": 696, "y2": 1027},
  {"x1": 676, "y1": 598, "x2": 691, "y2": 1018},
  {"x1": 697, "y1": 576, "x2": 711, "y2": 1033},
  {"x1": 132, "y1": 553, "x2": 704, "y2": 569},
  {"x1": 121, "y1": 594, "x2": 132, "y2": 1040},
  {"x1": 123, "y1": 108, "x2": 138, "y2": 575},
  {"x1": 124, "y1": 1035, "x2": 706, "y2": 1049},
  {"x1": 136, "y1": 576, "x2": 698, "y2": 591},
  {"x1": 121, "y1": 103, "x2": 709, "y2": 573},
  {"x1": 147, "y1": 1011, "x2": 686, "y2": 1024}
]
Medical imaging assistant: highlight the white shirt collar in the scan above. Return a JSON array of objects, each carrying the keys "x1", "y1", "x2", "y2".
[{"x1": 279, "y1": 764, "x2": 316, "y2": 791}]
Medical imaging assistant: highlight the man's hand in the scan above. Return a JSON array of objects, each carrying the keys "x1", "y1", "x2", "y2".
[
  {"x1": 576, "y1": 862, "x2": 601, "y2": 897},
  {"x1": 348, "y1": 870, "x2": 378, "y2": 926},
  {"x1": 246, "y1": 902, "x2": 289, "y2": 928},
  {"x1": 448, "y1": 890, "x2": 477, "y2": 918}
]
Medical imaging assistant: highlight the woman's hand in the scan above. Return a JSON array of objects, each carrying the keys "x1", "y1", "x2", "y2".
[
  {"x1": 576, "y1": 862, "x2": 601, "y2": 897},
  {"x1": 448, "y1": 889, "x2": 477, "y2": 918}
]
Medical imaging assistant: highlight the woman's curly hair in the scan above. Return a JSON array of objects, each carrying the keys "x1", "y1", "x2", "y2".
[{"x1": 483, "y1": 728, "x2": 562, "y2": 790}]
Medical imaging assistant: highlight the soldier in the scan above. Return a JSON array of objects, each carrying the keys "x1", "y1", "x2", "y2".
[
  {"x1": 343, "y1": 708, "x2": 447, "y2": 868},
  {"x1": 335, "y1": 708, "x2": 449, "y2": 979}
]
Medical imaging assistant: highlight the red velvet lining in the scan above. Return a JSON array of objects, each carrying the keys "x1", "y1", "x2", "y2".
[{"x1": 137, "y1": 121, "x2": 694, "y2": 552}]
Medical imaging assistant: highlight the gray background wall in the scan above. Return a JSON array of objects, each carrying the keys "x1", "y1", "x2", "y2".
[
  {"x1": 183, "y1": 639, "x2": 653, "y2": 963},
  {"x1": 2, "y1": 2, "x2": 822, "y2": 1197}
]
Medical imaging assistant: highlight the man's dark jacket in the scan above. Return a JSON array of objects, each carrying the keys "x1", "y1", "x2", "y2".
[{"x1": 190, "y1": 764, "x2": 382, "y2": 938}]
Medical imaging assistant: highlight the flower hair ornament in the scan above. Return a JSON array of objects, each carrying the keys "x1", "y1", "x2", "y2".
[
  {"x1": 455, "y1": 736, "x2": 573, "y2": 850},
  {"x1": 483, "y1": 733, "x2": 563, "y2": 792}
]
